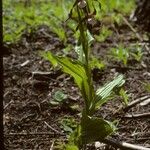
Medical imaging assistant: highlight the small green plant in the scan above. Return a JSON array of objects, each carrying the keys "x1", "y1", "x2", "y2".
[
  {"x1": 50, "y1": 90, "x2": 68, "y2": 106},
  {"x1": 142, "y1": 82, "x2": 150, "y2": 93},
  {"x1": 110, "y1": 44, "x2": 143, "y2": 66},
  {"x1": 119, "y1": 88, "x2": 129, "y2": 106},
  {"x1": 130, "y1": 45, "x2": 143, "y2": 62},
  {"x1": 95, "y1": 0, "x2": 135, "y2": 27},
  {"x1": 94, "y1": 26, "x2": 112, "y2": 42},
  {"x1": 3, "y1": 0, "x2": 135, "y2": 43},
  {"x1": 3, "y1": 0, "x2": 72, "y2": 43},
  {"x1": 60, "y1": 116, "x2": 77, "y2": 134},
  {"x1": 42, "y1": 0, "x2": 125, "y2": 149},
  {"x1": 110, "y1": 45, "x2": 129, "y2": 66}
]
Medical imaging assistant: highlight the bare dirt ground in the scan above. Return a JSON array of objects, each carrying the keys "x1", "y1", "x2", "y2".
[{"x1": 3, "y1": 21, "x2": 150, "y2": 149}]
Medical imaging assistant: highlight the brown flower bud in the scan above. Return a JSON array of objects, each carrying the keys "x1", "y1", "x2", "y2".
[
  {"x1": 87, "y1": 18, "x2": 97, "y2": 27},
  {"x1": 78, "y1": 0, "x2": 87, "y2": 9}
]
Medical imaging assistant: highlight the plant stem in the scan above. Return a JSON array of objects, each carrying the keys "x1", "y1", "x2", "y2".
[{"x1": 77, "y1": 3, "x2": 94, "y2": 115}]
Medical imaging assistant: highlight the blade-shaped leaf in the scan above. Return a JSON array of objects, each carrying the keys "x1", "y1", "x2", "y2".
[
  {"x1": 91, "y1": 75, "x2": 125, "y2": 110},
  {"x1": 81, "y1": 115, "x2": 115, "y2": 144},
  {"x1": 41, "y1": 51, "x2": 94, "y2": 108},
  {"x1": 41, "y1": 51, "x2": 86, "y2": 88},
  {"x1": 96, "y1": 75, "x2": 125, "y2": 98},
  {"x1": 41, "y1": 51, "x2": 58, "y2": 67},
  {"x1": 119, "y1": 88, "x2": 128, "y2": 106}
]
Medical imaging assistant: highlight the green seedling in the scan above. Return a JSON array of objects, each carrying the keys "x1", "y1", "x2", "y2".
[
  {"x1": 50, "y1": 90, "x2": 68, "y2": 106},
  {"x1": 110, "y1": 45, "x2": 129, "y2": 66},
  {"x1": 3, "y1": 0, "x2": 135, "y2": 43},
  {"x1": 3, "y1": 0, "x2": 72, "y2": 43},
  {"x1": 106, "y1": 0, "x2": 135, "y2": 14},
  {"x1": 90, "y1": 56, "x2": 105, "y2": 70},
  {"x1": 110, "y1": 44, "x2": 143, "y2": 66},
  {"x1": 119, "y1": 88, "x2": 128, "y2": 106},
  {"x1": 142, "y1": 82, "x2": 150, "y2": 93},
  {"x1": 96, "y1": 0, "x2": 135, "y2": 26},
  {"x1": 94, "y1": 26, "x2": 112, "y2": 42},
  {"x1": 60, "y1": 117, "x2": 77, "y2": 134},
  {"x1": 130, "y1": 45, "x2": 143, "y2": 62},
  {"x1": 42, "y1": 0, "x2": 125, "y2": 149}
]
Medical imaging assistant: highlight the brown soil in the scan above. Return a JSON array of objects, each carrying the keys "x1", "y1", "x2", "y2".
[{"x1": 4, "y1": 21, "x2": 150, "y2": 149}]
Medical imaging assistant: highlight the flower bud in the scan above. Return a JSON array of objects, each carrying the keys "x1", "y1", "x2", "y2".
[
  {"x1": 78, "y1": 0, "x2": 87, "y2": 9},
  {"x1": 87, "y1": 18, "x2": 97, "y2": 26}
]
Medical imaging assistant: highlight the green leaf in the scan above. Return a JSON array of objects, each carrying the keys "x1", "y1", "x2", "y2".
[
  {"x1": 90, "y1": 75, "x2": 125, "y2": 111},
  {"x1": 110, "y1": 46, "x2": 129, "y2": 66},
  {"x1": 41, "y1": 51, "x2": 86, "y2": 89},
  {"x1": 87, "y1": 30, "x2": 94, "y2": 45},
  {"x1": 53, "y1": 90, "x2": 68, "y2": 102},
  {"x1": 60, "y1": 117, "x2": 77, "y2": 134},
  {"x1": 62, "y1": 124, "x2": 73, "y2": 133},
  {"x1": 81, "y1": 115, "x2": 115, "y2": 144},
  {"x1": 41, "y1": 51, "x2": 94, "y2": 109},
  {"x1": 90, "y1": 57, "x2": 105, "y2": 70},
  {"x1": 67, "y1": 125, "x2": 82, "y2": 148},
  {"x1": 143, "y1": 82, "x2": 150, "y2": 93},
  {"x1": 95, "y1": 26, "x2": 112, "y2": 42},
  {"x1": 66, "y1": 144, "x2": 79, "y2": 150},
  {"x1": 40, "y1": 51, "x2": 58, "y2": 67},
  {"x1": 119, "y1": 88, "x2": 128, "y2": 106}
]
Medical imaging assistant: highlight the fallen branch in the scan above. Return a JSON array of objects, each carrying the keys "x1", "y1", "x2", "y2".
[
  {"x1": 131, "y1": 132, "x2": 150, "y2": 137},
  {"x1": 114, "y1": 95, "x2": 150, "y2": 115},
  {"x1": 123, "y1": 95, "x2": 150, "y2": 111},
  {"x1": 124, "y1": 112, "x2": 150, "y2": 119},
  {"x1": 5, "y1": 132, "x2": 150, "y2": 149},
  {"x1": 121, "y1": 15, "x2": 149, "y2": 52},
  {"x1": 32, "y1": 71, "x2": 52, "y2": 81},
  {"x1": 103, "y1": 138, "x2": 150, "y2": 150},
  {"x1": 44, "y1": 121, "x2": 63, "y2": 135},
  {"x1": 50, "y1": 140, "x2": 55, "y2": 150},
  {"x1": 5, "y1": 132, "x2": 65, "y2": 137},
  {"x1": 4, "y1": 100, "x2": 14, "y2": 110},
  {"x1": 136, "y1": 137, "x2": 150, "y2": 142},
  {"x1": 20, "y1": 60, "x2": 30, "y2": 67},
  {"x1": 122, "y1": 15, "x2": 142, "y2": 41}
]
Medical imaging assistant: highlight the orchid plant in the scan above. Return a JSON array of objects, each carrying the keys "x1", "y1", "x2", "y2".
[{"x1": 42, "y1": 0, "x2": 125, "y2": 149}]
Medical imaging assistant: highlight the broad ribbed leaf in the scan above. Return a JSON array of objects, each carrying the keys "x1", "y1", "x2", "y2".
[
  {"x1": 41, "y1": 51, "x2": 93, "y2": 107},
  {"x1": 92, "y1": 75, "x2": 125, "y2": 110},
  {"x1": 81, "y1": 116, "x2": 115, "y2": 144},
  {"x1": 96, "y1": 75, "x2": 124, "y2": 99},
  {"x1": 42, "y1": 51, "x2": 85, "y2": 88}
]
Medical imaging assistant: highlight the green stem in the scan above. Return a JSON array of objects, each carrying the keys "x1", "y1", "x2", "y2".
[{"x1": 77, "y1": 6, "x2": 94, "y2": 115}]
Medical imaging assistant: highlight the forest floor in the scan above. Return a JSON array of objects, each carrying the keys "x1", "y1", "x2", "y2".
[{"x1": 3, "y1": 17, "x2": 150, "y2": 149}]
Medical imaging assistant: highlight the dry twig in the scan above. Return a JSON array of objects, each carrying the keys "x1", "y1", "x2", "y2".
[
  {"x1": 124, "y1": 112, "x2": 150, "y2": 119},
  {"x1": 124, "y1": 95, "x2": 150, "y2": 111},
  {"x1": 121, "y1": 15, "x2": 149, "y2": 52},
  {"x1": 50, "y1": 140, "x2": 55, "y2": 150},
  {"x1": 4, "y1": 100, "x2": 14, "y2": 110},
  {"x1": 5, "y1": 132, "x2": 65, "y2": 136},
  {"x1": 103, "y1": 138, "x2": 150, "y2": 150},
  {"x1": 44, "y1": 121, "x2": 64, "y2": 135}
]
